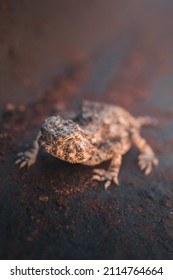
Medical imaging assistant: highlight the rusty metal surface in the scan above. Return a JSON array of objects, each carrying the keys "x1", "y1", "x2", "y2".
[{"x1": 0, "y1": 0, "x2": 173, "y2": 259}]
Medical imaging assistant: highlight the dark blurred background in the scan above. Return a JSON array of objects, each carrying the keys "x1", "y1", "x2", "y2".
[
  {"x1": 0, "y1": 0, "x2": 173, "y2": 260},
  {"x1": 1, "y1": 0, "x2": 173, "y2": 110}
]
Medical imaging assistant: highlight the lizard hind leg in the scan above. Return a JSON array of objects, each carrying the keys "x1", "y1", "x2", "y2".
[
  {"x1": 92, "y1": 154, "x2": 122, "y2": 190},
  {"x1": 137, "y1": 116, "x2": 158, "y2": 128},
  {"x1": 131, "y1": 129, "x2": 158, "y2": 176}
]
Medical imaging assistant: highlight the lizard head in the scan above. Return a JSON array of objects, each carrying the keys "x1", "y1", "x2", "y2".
[{"x1": 38, "y1": 115, "x2": 95, "y2": 163}]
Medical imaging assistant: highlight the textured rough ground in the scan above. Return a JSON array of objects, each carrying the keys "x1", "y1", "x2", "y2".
[{"x1": 0, "y1": 0, "x2": 173, "y2": 259}]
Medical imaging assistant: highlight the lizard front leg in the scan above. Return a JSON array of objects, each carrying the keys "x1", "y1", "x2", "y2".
[
  {"x1": 92, "y1": 153, "x2": 122, "y2": 190},
  {"x1": 131, "y1": 129, "x2": 158, "y2": 175},
  {"x1": 15, "y1": 131, "x2": 41, "y2": 168}
]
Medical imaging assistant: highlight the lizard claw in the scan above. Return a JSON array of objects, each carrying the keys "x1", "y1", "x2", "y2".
[
  {"x1": 92, "y1": 168, "x2": 119, "y2": 189},
  {"x1": 138, "y1": 153, "x2": 158, "y2": 176},
  {"x1": 15, "y1": 149, "x2": 37, "y2": 168},
  {"x1": 104, "y1": 180, "x2": 111, "y2": 190}
]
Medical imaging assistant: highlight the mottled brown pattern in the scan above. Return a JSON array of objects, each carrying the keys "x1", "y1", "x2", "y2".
[{"x1": 16, "y1": 100, "x2": 158, "y2": 189}]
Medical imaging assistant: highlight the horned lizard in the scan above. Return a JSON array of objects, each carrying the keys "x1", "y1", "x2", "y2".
[{"x1": 16, "y1": 100, "x2": 158, "y2": 189}]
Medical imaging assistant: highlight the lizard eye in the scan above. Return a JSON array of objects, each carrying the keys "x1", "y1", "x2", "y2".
[{"x1": 66, "y1": 137, "x2": 73, "y2": 143}]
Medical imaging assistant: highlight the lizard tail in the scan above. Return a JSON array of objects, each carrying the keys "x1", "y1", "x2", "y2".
[{"x1": 137, "y1": 116, "x2": 158, "y2": 128}]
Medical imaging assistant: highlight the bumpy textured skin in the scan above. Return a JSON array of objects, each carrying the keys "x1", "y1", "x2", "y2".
[{"x1": 16, "y1": 100, "x2": 158, "y2": 189}]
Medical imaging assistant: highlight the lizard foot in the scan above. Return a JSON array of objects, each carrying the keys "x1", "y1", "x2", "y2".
[
  {"x1": 15, "y1": 149, "x2": 38, "y2": 169},
  {"x1": 138, "y1": 153, "x2": 158, "y2": 176},
  {"x1": 92, "y1": 168, "x2": 119, "y2": 190}
]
